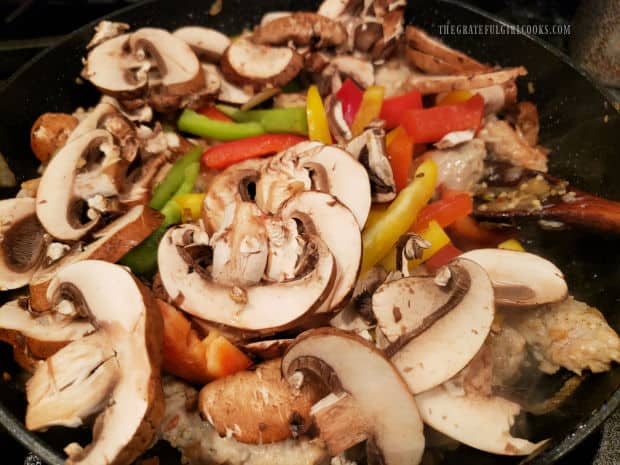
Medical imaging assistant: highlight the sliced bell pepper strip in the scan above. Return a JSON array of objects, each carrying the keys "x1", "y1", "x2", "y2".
[
  {"x1": 365, "y1": 205, "x2": 388, "y2": 230},
  {"x1": 174, "y1": 192, "x2": 206, "y2": 222},
  {"x1": 178, "y1": 109, "x2": 265, "y2": 141},
  {"x1": 201, "y1": 134, "x2": 306, "y2": 169},
  {"x1": 198, "y1": 106, "x2": 234, "y2": 122},
  {"x1": 425, "y1": 243, "x2": 463, "y2": 273},
  {"x1": 205, "y1": 331, "x2": 253, "y2": 379},
  {"x1": 411, "y1": 192, "x2": 473, "y2": 232},
  {"x1": 218, "y1": 106, "x2": 308, "y2": 135},
  {"x1": 498, "y1": 239, "x2": 525, "y2": 251},
  {"x1": 306, "y1": 85, "x2": 332, "y2": 144},
  {"x1": 436, "y1": 90, "x2": 473, "y2": 106},
  {"x1": 351, "y1": 85, "x2": 385, "y2": 137},
  {"x1": 380, "y1": 90, "x2": 423, "y2": 129},
  {"x1": 335, "y1": 78, "x2": 364, "y2": 126},
  {"x1": 361, "y1": 159, "x2": 437, "y2": 273},
  {"x1": 149, "y1": 145, "x2": 202, "y2": 210},
  {"x1": 382, "y1": 220, "x2": 451, "y2": 270},
  {"x1": 386, "y1": 126, "x2": 414, "y2": 192},
  {"x1": 401, "y1": 94, "x2": 484, "y2": 143},
  {"x1": 447, "y1": 216, "x2": 513, "y2": 251}
]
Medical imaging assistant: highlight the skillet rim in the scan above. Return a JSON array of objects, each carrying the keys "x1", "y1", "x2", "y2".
[{"x1": 0, "y1": 1, "x2": 618, "y2": 464}]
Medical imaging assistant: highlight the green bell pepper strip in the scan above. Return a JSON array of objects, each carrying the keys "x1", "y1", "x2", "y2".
[
  {"x1": 178, "y1": 109, "x2": 265, "y2": 141},
  {"x1": 149, "y1": 145, "x2": 202, "y2": 210},
  {"x1": 215, "y1": 105, "x2": 308, "y2": 135},
  {"x1": 121, "y1": 162, "x2": 200, "y2": 276}
]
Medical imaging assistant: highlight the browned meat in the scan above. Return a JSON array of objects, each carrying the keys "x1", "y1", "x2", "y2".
[
  {"x1": 488, "y1": 324, "x2": 528, "y2": 387},
  {"x1": 427, "y1": 139, "x2": 486, "y2": 193}
]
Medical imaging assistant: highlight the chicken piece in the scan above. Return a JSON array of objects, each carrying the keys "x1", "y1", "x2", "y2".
[
  {"x1": 160, "y1": 377, "x2": 328, "y2": 465},
  {"x1": 488, "y1": 324, "x2": 527, "y2": 387},
  {"x1": 513, "y1": 101, "x2": 540, "y2": 147},
  {"x1": 510, "y1": 297, "x2": 620, "y2": 375},
  {"x1": 374, "y1": 59, "x2": 414, "y2": 97},
  {"x1": 478, "y1": 117, "x2": 549, "y2": 172},
  {"x1": 427, "y1": 139, "x2": 486, "y2": 193}
]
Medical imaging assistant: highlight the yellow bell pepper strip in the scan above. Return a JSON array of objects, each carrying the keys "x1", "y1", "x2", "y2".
[
  {"x1": 364, "y1": 205, "x2": 388, "y2": 230},
  {"x1": 498, "y1": 239, "x2": 526, "y2": 251},
  {"x1": 351, "y1": 85, "x2": 385, "y2": 137},
  {"x1": 436, "y1": 90, "x2": 473, "y2": 106},
  {"x1": 216, "y1": 105, "x2": 308, "y2": 135},
  {"x1": 178, "y1": 109, "x2": 265, "y2": 141},
  {"x1": 361, "y1": 159, "x2": 437, "y2": 273},
  {"x1": 149, "y1": 145, "x2": 202, "y2": 210},
  {"x1": 381, "y1": 220, "x2": 451, "y2": 271},
  {"x1": 306, "y1": 85, "x2": 332, "y2": 144},
  {"x1": 174, "y1": 193, "x2": 206, "y2": 222},
  {"x1": 386, "y1": 126, "x2": 414, "y2": 192}
]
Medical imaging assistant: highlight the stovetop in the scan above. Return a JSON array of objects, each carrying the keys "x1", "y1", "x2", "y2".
[{"x1": 0, "y1": 1, "x2": 618, "y2": 464}]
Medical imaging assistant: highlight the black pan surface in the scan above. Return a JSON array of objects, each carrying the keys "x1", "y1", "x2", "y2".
[{"x1": 1, "y1": 1, "x2": 619, "y2": 464}]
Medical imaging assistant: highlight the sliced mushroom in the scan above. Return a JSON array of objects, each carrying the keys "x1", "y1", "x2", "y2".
[
  {"x1": 243, "y1": 338, "x2": 293, "y2": 360},
  {"x1": 202, "y1": 63, "x2": 255, "y2": 105},
  {"x1": 282, "y1": 328, "x2": 425, "y2": 465},
  {"x1": 31, "y1": 260, "x2": 164, "y2": 465},
  {"x1": 29, "y1": 205, "x2": 162, "y2": 311},
  {"x1": 253, "y1": 12, "x2": 347, "y2": 48},
  {"x1": 389, "y1": 258, "x2": 495, "y2": 394},
  {"x1": 220, "y1": 39, "x2": 303, "y2": 91},
  {"x1": 0, "y1": 198, "x2": 46, "y2": 291},
  {"x1": 280, "y1": 191, "x2": 362, "y2": 312},
  {"x1": 317, "y1": 0, "x2": 358, "y2": 18},
  {"x1": 199, "y1": 358, "x2": 327, "y2": 444},
  {"x1": 406, "y1": 48, "x2": 467, "y2": 75},
  {"x1": 407, "y1": 66, "x2": 528, "y2": 95},
  {"x1": 173, "y1": 26, "x2": 231, "y2": 63},
  {"x1": 415, "y1": 385, "x2": 547, "y2": 455},
  {"x1": 322, "y1": 56, "x2": 375, "y2": 92},
  {"x1": 30, "y1": 113, "x2": 79, "y2": 163},
  {"x1": 86, "y1": 20, "x2": 130, "y2": 49},
  {"x1": 460, "y1": 249, "x2": 568, "y2": 307},
  {"x1": 260, "y1": 11, "x2": 293, "y2": 26},
  {"x1": 157, "y1": 222, "x2": 335, "y2": 334},
  {"x1": 344, "y1": 128, "x2": 396, "y2": 203}
]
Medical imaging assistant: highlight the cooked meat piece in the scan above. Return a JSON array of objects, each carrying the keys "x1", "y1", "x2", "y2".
[
  {"x1": 427, "y1": 139, "x2": 486, "y2": 193},
  {"x1": 160, "y1": 377, "x2": 328, "y2": 465},
  {"x1": 513, "y1": 101, "x2": 540, "y2": 147},
  {"x1": 509, "y1": 297, "x2": 620, "y2": 375},
  {"x1": 478, "y1": 117, "x2": 549, "y2": 172},
  {"x1": 462, "y1": 344, "x2": 493, "y2": 397},
  {"x1": 488, "y1": 324, "x2": 527, "y2": 387},
  {"x1": 374, "y1": 59, "x2": 414, "y2": 97}
]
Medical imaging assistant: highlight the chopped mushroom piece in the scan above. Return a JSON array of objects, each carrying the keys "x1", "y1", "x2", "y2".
[
  {"x1": 173, "y1": 26, "x2": 231, "y2": 63},
  {"x1": 199, "y1": 358, "x2": 327, "y2": 444},
  {"x1": 253, "y1": 13, "x2": 347, "y2": 48},
  {"x1": 282, "y1": 328, "x2": 425, "y2": 465},
  {"x1": 0, "y1": 198, "x2": 46, "y2": 291},
  {"x1": 29, "y1": 260, "x2": 164, "y2": 465}
]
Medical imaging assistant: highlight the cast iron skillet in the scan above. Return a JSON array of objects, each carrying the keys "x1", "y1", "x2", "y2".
[{"x1": 1, "y1": 0, "x2": 619, "y2": 464}]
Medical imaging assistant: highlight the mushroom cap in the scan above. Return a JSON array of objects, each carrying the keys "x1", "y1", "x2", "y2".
[
  {"x1": 460, "y1": 248, "x2": 568, "y2": 307},
  {"x1": 44, "y1": 260, "x2": 164, "y2": 465},
  {"x1": 253, "y1": 12, "x2": 348, "y2": 48},
  {"x1": 390, "y1": 258, "x2": 495, "y2": 394},
  {"x1": 173, "y1": 26, "x2": 231, "y2": 63},
  {"x1": 415, "y1": 385, "x2": 547, "y2": 455},
  {"x1": 280, "y1": 191, "x2": 361, "y2": 313},
  {"x1": 220, "y1": 38, "x2": 303, "y2": 91},
  {"x1": 0, "y1": 198, "x2": 46, "y2": 290},
  {"x1": 158, "y1": 223, "x2": 336, "y2": 334},
  {"x1": 282, "y1": 328, "x2": 425, "y2": 465}
]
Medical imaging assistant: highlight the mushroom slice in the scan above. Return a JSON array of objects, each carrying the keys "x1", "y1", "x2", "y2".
[
  {"x1": 220, "y1": 39, "x2": 303, "y2": 91},
  {"x1": 344, "y1": 128, "x2": 396, "y2": 203},
  {"x1": 415, "y1": 385, "x2": 547, "y2": 455},
  {"x1": 324, "y1": 56, "x2": 375, "y2": 91},
  {"x1": 36, "y1": 129, "x2": 118, "y2": 241},
  {"x1": 407, "y1": 66, "x2": 528, "y2": 95},
  {"x1": 173, "y1": 26, "x2": 231, "y2": 63},
  {"x1": 253, "y1": 12, "x2": 348, "y2": 48},
  {"x1": 199, "y1": 358, "x2": 327, "y2": 444},
  {"x1": 282, "y1": 328, "x2": 425, "y2": 465},
  {"x1": 158, "y1": 223, "x2": 336, "y2": 334},
  {"x1": 202, "y1": 158, "x2": 265, "y2": 233},
  {"x1": 25, "y1": 332, "x2": 119, "y2": 431},
  {"x1": 390, "y1": 258, "x2": 495, "y2": 394},
  {"x1": 40, "y1": 260, "x2": 164, "y2": 465},
  {"x1": 0, "y1": 198, "x2": 46, "y2": 290},
  {"x1": 460, "y1": 249, "x2": 568, "y2": 307},
  {"x1": 280, "y1": 192, "x2": 361, "y2": 313},
  {"x1": 29, "y1": 205, "x2": 162, "y2": 311},
  {"x1": 243, "y1": 338, "x2": 293, "y2": 360}
]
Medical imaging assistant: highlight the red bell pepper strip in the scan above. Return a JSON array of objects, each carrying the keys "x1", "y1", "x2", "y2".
[
  {"x1": 401, "y1": 94, "x2": 485, "y2": 143},
  {"x1": 202, "y1": 134, "x2": 306, "y2": 169},
  {"x1": 386, "y1": 126, "x2": 413, "y2": 192},
  {"x1": 425, "y1": 243, "x2": 463, "y2": 273},
  {"x1": 336, "y1": 78, "x2": 364, "y2": 126},
  {"x1": 411, "y1": 193, "x2": 473, "y2": 232},
  {"x1": 380, "y1": 90, "x2": 423, "y2": 129},
  {"x1": 198, "y1": 106, "x2": 234, "y2": 123}
]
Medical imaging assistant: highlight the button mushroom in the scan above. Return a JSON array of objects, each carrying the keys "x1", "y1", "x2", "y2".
[
  {"x1": 173, "y1": 26, "x2": 231, "y2": 63},
  {"x1": 282, "y1": 327, "x2": 425, "y2": 465},
  {"x1": 0, "y1": 198, "x2": 46, "y2": 291},
  {"x1": 26, "y1": 260, "x2": 164, "y2": 465},
  {"x1": 385, "y1": 258, "x2": 495, "y2": 394},
  {"x1": 253, "y1": 13, "x2": 348, "y2": 48},
  {"x1": 460, "y1": 248, "x2": 568, "y2": 307},
  {"x1": 220, "y1": 38, "x2": 304, "y2": 91}
]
